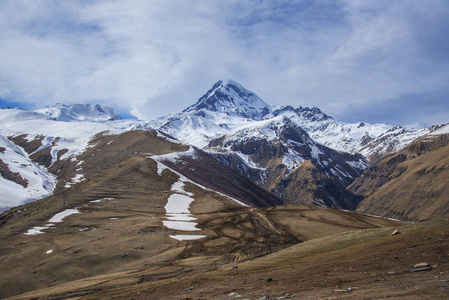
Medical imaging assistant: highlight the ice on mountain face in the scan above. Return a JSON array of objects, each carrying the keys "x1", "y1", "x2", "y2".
[
  {"x1": 0, "y1": 108, "x2": 49, "y2": 123},
  {"x1": 162, "y1": 220, "x2": 201, "y2": 231},
  {"x1": 90, "y1": 198, "x2": 114, "y2": 203},
  {"x1": 0, "y1": 107, "x2": 136, "y2": 164},
  {"x1": 164, "y1": 194, "x2": 195, "y2": 215},
  {"x1": 310, "y1": 145, "x2": 324, "y2": 160},
  {"x1": 346, "y1": 159, "x2": 370, "y2": 171},
  {"x1": 212, "y1": 116, "x2": 289, "y2": 146},
  {"x1": 233, "y1": 151, "x2": 267, "y2": 170},
  {"x1": 313, "y1": 198, "x2": 327, "y2": 207},
  {"x1": 24, "y1": 224, "x2": 54, "y2": 235},
  {"x1": 272, "y1": 106, "x2": 332, "y2": 122}
]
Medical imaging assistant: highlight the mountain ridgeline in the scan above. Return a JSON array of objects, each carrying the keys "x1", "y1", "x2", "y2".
[
  {"x1": 0, "y1": 79, "x2": 448, "y2": 220},
  {"x1": 1, "y1": 79, "x2": 449, "y2": 299}
]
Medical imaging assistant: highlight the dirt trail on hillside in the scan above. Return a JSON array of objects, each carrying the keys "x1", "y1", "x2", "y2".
[{"x1": 85, "y1": 220, "x2": 449, "y2": 300}]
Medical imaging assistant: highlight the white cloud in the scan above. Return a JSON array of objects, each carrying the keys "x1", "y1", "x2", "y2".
[{"x1": 0, "y1": 0, "x2": 448, "y2": 124}]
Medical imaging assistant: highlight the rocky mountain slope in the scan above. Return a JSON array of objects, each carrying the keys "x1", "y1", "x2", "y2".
[
  {"x1": 0, "y1": 128, "x2": 405, "y2": 299},
  {"x1": 0, "y1": 135, "x2": 55, "y2": 211},
  {"x1": 153, "y1": 80, "x2": 431, "y2": 161},
  {"x1": 153, "y1": 80, "x2": 272, "y2": 148},
  {"x1": 1, "y1": 80, "x2": 448, "y2": 299},
  {"x1": 146, "y1": 80, "x2": 432, "y2": 209},
  {"x1": 351, "y1": 125, "x2": 449, "y2": 221},
  {"x1": 207, "y1": 116, "x2": 366, "y2": 209},
  {"x1": 271, "y1": 105, "x2": 431, "y2": 162},
  {"x1": 0, "y1": 107, "x2": 132, "y2": 212},
  {"x1": 0, "y1": 80, "x2": 441, "y2": 213}
]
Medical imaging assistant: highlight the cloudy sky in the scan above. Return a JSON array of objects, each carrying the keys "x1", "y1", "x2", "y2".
[{"x1": 1, "y1": 0, "x2": 448, "y2": 126}]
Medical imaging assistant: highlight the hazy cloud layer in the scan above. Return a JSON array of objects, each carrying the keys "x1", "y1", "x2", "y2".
[{"x1": 0, "y1": 0, "x2": 448, "y2": 125}]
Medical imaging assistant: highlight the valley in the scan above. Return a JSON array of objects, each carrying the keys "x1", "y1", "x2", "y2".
[{"x1": 0, "y1": 80, "x2": 448, "y2": 299}]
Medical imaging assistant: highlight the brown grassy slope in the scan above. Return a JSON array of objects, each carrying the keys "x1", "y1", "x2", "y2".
[
  {"x1": 4, "y1": 205, "x2": 405, "y2": 300},
  {"x1": 0, "y1": 129, "x2": 294, "y2": 298},
  {"x1": 161, "y1": 148, "x2": 283, "y2": 208},
  {"x1": 351, "y1": 133, "x2": 449, "y2": 221},
  {"x1": 0, "y1": 153, "x2": 248, "y2": 299},
  {"x1": 49, "y1": 130, "x2": 189, "y2": 190}
]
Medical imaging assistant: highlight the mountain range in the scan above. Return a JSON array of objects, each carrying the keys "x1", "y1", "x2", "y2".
[
  {"x1": 1, "y1": 79, "x2": 449, "y2": 299},
  {"x1": 1, "y1": 79, "x2": 446, "y2": 217}
]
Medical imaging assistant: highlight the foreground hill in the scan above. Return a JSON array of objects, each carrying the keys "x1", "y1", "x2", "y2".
[
  {"x1": 351, "y1": 125, "x2": 449, "y2": 221},
  {"x1": 0, "y1": 129, "x2": 281, "y2": 298},
  {"x1": 1, "y1": 81, "x2": 448, "y2": 299},
  {"x1": 0, "y1": 201, "x2": 404, "y2": 299},
  {"x1": 5, "y1": 215, "x2": 449, "y2": 299}
]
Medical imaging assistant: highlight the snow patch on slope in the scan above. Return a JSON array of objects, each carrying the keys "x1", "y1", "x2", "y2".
[
  {"x1": 0, "y1": 135, "x2": 56, "y2": 212},
  {"x1": 158, "y1": 162, "x2": 206, "y2": 240},
  {"x1": 24, "y1": 208, "x2": 81, "y2": 235}
]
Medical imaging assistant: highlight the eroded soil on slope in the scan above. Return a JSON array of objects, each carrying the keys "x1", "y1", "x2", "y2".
[{"x1": 82, "y1": 220, "x2": 449, "y2": 300}]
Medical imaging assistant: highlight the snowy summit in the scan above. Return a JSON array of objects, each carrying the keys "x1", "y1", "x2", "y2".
[{"x1": 183, "y1": 80, "x2": 272, "y2": 120}]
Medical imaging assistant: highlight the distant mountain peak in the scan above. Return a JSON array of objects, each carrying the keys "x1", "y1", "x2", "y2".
[
  {"x1": 273, "y1": 105, "x2": 332, "y2": 122},
  {"x1": 183, "y1": 80, "x2": 272, "y2": 120},
  {"x1": 35, "y1": 103, "x2": 122, "y2": 122}
]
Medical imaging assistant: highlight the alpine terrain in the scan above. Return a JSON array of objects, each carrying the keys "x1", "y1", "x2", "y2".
[{"x1": 0, "y1": 80, "x2": 448, "y2": 299}]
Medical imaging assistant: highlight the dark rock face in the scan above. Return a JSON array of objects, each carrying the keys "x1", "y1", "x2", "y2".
[
  {"x1": 159, "y1": 147, "x2": 284, "y2": 208},
  {"x1": 207, "y1": 118, "x2": 366, "y2": 210}
]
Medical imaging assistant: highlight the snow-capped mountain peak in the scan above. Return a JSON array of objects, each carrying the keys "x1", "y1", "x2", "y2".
[
  {"x1": 35, "y1": 103, "x2": 122, "y2": 122},
  {"x1": 271, "y1": 105, "x2": 332, "y2": 122},
  {"x1": 183, "y1": 80, "x2": 272, "y2": 120}
]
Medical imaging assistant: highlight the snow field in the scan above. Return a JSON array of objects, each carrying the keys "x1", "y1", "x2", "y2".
[{"x1": 156, "y1": 159, "x2": 207, "y2": 240}]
